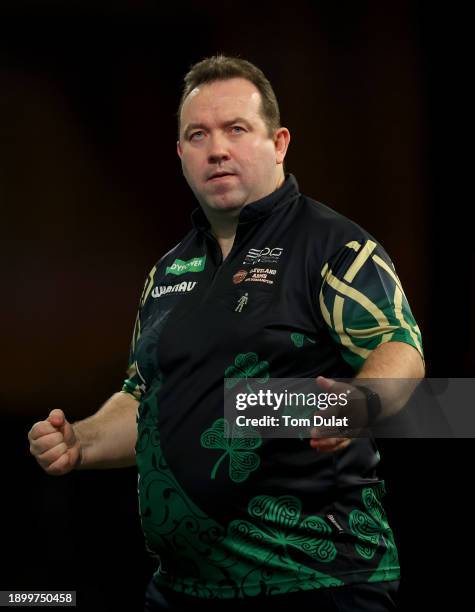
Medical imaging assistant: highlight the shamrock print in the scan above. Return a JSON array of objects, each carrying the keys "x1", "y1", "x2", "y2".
[
  {"x1": 201, "y1": 418, "x2": 262, "y2": 483},
  {"x1": 291, "y1": 333, "x2": 316, "y2": 348},
  {"x1": 229, "y1": 494, "x2": 337, "y2": 565},
  {"x1": 224, "y1": 352, "x2": 269, "y2": 394},
  {"x1": 349, "y1": 486, "x2": 392, "y2": 559}
]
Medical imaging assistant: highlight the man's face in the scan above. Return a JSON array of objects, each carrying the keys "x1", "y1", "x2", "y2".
[{"x1": 177, "y1": 78, "x2": 288, "y2": 215}]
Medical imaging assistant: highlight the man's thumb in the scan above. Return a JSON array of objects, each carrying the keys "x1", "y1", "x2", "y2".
[
  {"x1": 316, "y1": 375, "x2": 336, "y2": 392},
  {"x1": 48, "y1": 409, "x2": 66, "y2": 428}
]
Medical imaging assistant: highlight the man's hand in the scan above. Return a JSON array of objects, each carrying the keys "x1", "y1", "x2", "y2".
[
  {"x1": 28, "y1": 409, "x2": 82, "y2": 476},
  {"x1": 309, "y1": 376, "x2": 365, "y2": 453}
]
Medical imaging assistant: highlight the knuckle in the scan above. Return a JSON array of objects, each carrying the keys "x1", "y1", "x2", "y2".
[
  {"x1": 46, "y1": 456, "x2": 68, "y2": 476},
  {"x1": 37, "y1": 457, "x2": 51, "y2": 470},
  {"x1": 47, "y1": 432, "x2": 63, "y2": 447},
  {"x1": 40, "y1": 443, "x2": 66, "y2": 463},
  {"x1": 35, "y1": 433, "x2": 60, "y2": 454},
  {"x1": 27, "y1": 422, "x2": 42, "y2": 439},
  {"x1": 29, "y1": 420, "x2": 54, "y2": 441}
]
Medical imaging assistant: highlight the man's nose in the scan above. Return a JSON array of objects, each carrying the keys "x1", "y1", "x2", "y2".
[{"x1": 207, "y1": 133, "x2": 231, "y2": 164}]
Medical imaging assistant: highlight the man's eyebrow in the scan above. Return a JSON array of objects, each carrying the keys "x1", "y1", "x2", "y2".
[
  {"x1": 223, "y1": 117, "x2": 253, "y2": 128},
  {"x1": 183, "y1": 117, "x2": 253, "y2": 139},
  {"x1": 183, "y1": 122, "x2": 207, "y2": 139}
]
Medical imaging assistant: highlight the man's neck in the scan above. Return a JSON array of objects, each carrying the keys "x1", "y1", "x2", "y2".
[
  {"x1": 210, "y1": 218, "x2": 238, "y2": 261},
  {"x1": 206, "y1": 172, "x2": 286, "y2": 260}
]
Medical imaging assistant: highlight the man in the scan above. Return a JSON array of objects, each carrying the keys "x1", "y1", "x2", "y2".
[{"x1": 29, "y1": 55, "x2": 424, "y2": 611}]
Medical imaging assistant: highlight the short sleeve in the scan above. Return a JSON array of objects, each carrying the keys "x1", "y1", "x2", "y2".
[
  {"x1": 318, "y1": 238, "x2": 424, "y2": 371},
  {"x1": 121, "y1": 264, "x2": 158, "y2": 401},
  {"x1": 121, "y1": 310, "x2": 143, "y2": 401}
]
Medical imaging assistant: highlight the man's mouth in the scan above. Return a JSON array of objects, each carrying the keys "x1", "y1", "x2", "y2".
[{"x1": 207, "y1": 172, "x2": 236, "y2": 181}]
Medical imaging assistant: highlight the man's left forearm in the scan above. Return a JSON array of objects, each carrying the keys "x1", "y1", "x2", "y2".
[{"x1": 355, "y1": 341, "x2": 425, "y2": 421}]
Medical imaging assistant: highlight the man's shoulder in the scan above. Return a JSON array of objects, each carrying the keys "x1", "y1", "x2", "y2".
[
  {"x1": 148, "y1": 228, "x2": 200, "y2": 275},
  {"x1": 298, "y1": 191, "x2": 365, "y2": 234},
  {"x1": 295, "y1": 192, "x2": 380, "y2": 259}
]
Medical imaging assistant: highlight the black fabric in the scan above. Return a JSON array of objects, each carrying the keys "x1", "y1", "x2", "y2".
[{"x1": 144, "y1": 578, "x2": 400, "y2": 611}]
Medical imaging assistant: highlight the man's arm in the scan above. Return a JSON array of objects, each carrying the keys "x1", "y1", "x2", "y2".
[
  {"x1": 310, "y1": 341, "x2": 425, "y2": 452},
  {"x1": 28, "y1": 391, "x2": 138, "y2": 476},
  {"x1": 357, "y1": 340, "x2": 425, "y2": 378},
  {"x1": 73, "y1": 392, "x2": 139, "y2": 470},
  {"x1": 355, "y1": 340, "x2": 425, "y2": 417}
]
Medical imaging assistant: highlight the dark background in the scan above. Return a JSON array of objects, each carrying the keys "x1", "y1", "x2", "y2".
[{"x1": 1, "y1": 1, "x2": 472, "y2": 610}]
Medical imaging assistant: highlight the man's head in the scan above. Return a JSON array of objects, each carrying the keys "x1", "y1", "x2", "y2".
[{"x1": 177, "y1": 55, "x2": 290, "y2": 217}]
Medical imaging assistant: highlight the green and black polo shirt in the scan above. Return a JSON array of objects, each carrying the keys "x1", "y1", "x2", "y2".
[{"x1": 122, "y1": 174, "x2": 423, "y2": 599}]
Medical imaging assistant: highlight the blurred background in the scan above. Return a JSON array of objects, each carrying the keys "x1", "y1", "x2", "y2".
[{"x1": 1, "y1": 1, "x2": 472, "y2": 609}]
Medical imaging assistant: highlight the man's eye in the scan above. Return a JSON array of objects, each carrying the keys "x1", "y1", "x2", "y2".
[
  {"x1": 231, "y1": 126, "x2": 245, "y2": 134},
  {"x1": 190, "y1": 131, "x2": 204, "y2": 141}
]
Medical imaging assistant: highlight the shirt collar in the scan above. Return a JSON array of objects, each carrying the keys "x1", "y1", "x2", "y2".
[{"x1": 190, "y1": 173, "x2": 299, "y2": 231}]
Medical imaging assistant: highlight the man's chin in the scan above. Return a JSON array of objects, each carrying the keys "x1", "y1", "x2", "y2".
[
  {"x1": 203, "y1": 192, "x2": 248, "y2": 214},
  {"x1": 210, "y1": 199, "x2": 244, "y2": 211}
]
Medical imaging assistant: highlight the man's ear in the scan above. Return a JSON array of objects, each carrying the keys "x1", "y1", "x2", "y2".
[
  {"x1": 177, "y1": 140, "x2": 182, "y2": 159},
  {"x1": 274, "y1": 127, "x2": 291, "y2": 164}
]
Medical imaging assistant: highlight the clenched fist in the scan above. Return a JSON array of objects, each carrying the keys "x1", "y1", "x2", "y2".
[{"x1": 28, "y1": 409, "x2": 82, "y2": 476}]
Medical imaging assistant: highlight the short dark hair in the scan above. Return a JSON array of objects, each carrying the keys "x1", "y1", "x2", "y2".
[{"x1": 177, "y1": 54, "x2": 281, "y2": 139}]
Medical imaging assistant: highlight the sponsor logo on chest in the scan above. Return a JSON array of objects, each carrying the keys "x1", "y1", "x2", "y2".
[
  {"x1": 151, "y1": 281, "x2": 197, "y2": 298},
  {"x1": 166, "y1": 255, "x2": 206, "y2": 276},
  {"x1": 233, "y1": 267, "x2": 277, "y2": 285},
  {"x1": 242, "y1": 246, "x2": 284, "y2": 265}
]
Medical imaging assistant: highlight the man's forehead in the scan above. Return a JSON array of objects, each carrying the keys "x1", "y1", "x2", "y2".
[{"x1": 182, "y1": 79, "x2": 262, "y2": 117}]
